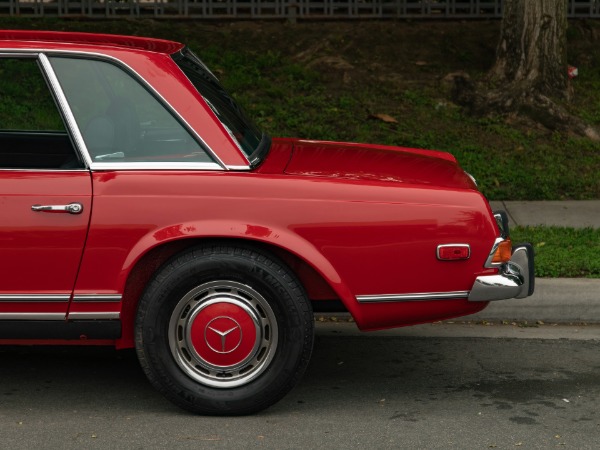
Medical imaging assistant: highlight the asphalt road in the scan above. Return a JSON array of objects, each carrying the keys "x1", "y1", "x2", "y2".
[{"x1": 1, "y1": 323, "x2": 599, "y2": 449}]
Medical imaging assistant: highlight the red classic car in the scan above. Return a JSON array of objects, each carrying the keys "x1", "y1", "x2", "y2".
[{"x1": 0, "y1": 30, "x2": 534, "y2": 415}]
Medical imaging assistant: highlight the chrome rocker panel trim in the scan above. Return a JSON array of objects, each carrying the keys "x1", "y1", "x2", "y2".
[{"x1": 468, "y1": 244, "x2": 535, "y2": 302}]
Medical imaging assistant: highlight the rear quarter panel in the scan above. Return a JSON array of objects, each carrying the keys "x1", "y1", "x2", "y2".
[{"x1": 75, "y1": 170, "x2": 496, "y2": 337}]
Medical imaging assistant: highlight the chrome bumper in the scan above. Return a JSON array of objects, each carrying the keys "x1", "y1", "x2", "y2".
[{"x1": 468, "y1": 244, "x2": 535, "y2": 302}]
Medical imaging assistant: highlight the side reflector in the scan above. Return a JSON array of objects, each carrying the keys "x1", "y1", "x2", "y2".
[
  {"x1": 437, "y1": 244, "x2": 471, "y2": 261},
  {"x1": 492, "y1": 237, "x2": 512, "y2": 264}
]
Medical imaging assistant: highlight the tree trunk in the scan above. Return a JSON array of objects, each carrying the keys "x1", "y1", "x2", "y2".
[
  {"x1": 490, "y1": 0, "x2": 569, "y2": 101},
  {"x1": 450, "y1": 0, "x2": 599, "y2": 140}
]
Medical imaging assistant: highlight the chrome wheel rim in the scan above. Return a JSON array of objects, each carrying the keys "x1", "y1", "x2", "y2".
[{"x1": 168, "y1": 280, "x2": 278, "y2": 388}]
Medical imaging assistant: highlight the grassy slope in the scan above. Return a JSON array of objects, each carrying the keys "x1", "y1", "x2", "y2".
[{"x1": 0, "y1": 18, "x2": 598, "y2": 200}]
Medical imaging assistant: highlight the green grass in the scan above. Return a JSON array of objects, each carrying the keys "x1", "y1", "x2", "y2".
[{"x1": 511, "y1": 226, "x2": 600, "y2": 278}]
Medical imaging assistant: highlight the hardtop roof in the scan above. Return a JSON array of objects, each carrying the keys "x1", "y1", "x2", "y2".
[{"x1": 0, "y1": 30, "x2": 184, "y2": 54}]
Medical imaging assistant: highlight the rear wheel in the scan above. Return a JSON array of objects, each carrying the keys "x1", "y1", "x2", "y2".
[{"x1": 135, "y1": 244, "x2": 314, "y2": 415}]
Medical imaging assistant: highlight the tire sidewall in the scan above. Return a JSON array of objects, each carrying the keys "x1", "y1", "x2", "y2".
[{"x1": 136, "y1": 246, "x2": 312, "y2": 414}]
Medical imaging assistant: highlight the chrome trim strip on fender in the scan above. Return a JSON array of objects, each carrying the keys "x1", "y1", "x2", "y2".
[
  {"x1": 0, "y1": 168, "x2": 88, "y2": 173},
  {"x1": 72, "y1": 295, "x2": 122, "y2": 302},
  {"x1": 0, "y1": 313, "x2": 66, "y2": 320},
  {"x1": 0, "y1": 295, "x2": 70, "y2": 302},
  {"x1": 68, "y1": 312, "x2": 121, "y2": 320},
  {"x1": 356, "y1": 291, "x2": 470, "y2": 303}
]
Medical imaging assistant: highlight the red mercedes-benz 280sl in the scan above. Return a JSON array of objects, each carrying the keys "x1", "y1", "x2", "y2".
[{"x1": 0, "y1": 30, "x2": 534, "y2": 415}]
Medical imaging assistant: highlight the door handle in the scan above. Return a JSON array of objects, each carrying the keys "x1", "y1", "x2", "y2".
[{"x1": 31, "y1": 202, "x2": 84, "y2": 215}]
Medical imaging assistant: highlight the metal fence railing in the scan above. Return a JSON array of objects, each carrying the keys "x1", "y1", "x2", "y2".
[{"x1": 1, "y1": 0, "x2": 599, "y2": 19}]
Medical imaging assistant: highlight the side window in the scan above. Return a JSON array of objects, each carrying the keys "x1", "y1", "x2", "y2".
[
  {"x1": 0, "y1": 57, "x2": 82, "y2": 169},
  {"x1": 49, "y1": 57, "x2": 213, "y2": 164}
]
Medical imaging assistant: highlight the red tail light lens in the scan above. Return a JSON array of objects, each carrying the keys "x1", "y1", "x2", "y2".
[{"x1": 437, "y1": 244, "x2": 471, "y2": 261}]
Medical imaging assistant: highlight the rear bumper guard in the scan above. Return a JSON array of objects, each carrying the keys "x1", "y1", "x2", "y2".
[{"x1": 468, "y1": 243, "x2": 535, "y2": 302}]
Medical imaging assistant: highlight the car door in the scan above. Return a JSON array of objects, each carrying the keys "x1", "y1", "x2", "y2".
[{"x1": 0, "y1": 55, "x2": 91, "y2": 324}]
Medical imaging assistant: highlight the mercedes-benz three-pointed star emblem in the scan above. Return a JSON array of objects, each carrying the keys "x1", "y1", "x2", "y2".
[{"x1": 205, "y1": 317, "x2": 242, "y2": 353}]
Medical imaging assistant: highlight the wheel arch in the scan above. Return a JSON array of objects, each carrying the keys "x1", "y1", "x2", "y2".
[{"x1": 116, "y1": 232, "x2": 357, "y2": 349}]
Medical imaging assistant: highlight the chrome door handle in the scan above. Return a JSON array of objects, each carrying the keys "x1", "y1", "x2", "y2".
[{"x1": 31, "y1": 202, "x2": 84, "y2": 215}]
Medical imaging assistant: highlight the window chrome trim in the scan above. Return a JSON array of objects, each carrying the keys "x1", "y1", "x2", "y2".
[
  {"x1": 0, "y1": 294, "x2": 70, "y2": 302},
  {"x1": 0, "y1": 52, "x2": 39, "y2": 57},
  {"x1": 90, "y1": 162, "x2": 222, "y2": 171},
  {"x1": 226, "y1": 165, "x2": 252, "y2": 171},
  {"x1": 73, "y1": 294, "x2": 122, "y2": 303},
  {"x1": 356, "y1": 291, "x2": 470, "y2": 303},
  {"x1": 38, "y1": 53, "x2": 92, "y2": 169},
  {"x1": 41, "y1": 49, "x2": 227, "y2": 171},
  {"x1": 68, "y1": 312, "x2": 120, "y2": 320},
  {"x1": 0, "y1": 313, "x2": 66, "y2": 320}
]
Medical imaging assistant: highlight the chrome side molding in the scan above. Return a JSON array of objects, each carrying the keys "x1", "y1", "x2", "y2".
[{"x1": 357, "y1": 291, "x2": 469, "y2": 303}]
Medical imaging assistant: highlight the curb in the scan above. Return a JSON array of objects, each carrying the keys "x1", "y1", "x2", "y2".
[
  {"x1": 316, "y1": 279, "x2": 600, "y2": 325},
  {"x1": 466, "y1": 278, "x2": 600, "y2": 323},
  {"x1": 488, "y1": 200, "x2": 600, "y2": 228}
]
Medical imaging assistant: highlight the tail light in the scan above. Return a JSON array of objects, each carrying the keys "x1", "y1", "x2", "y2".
[
  {"x1": 485, "y1": 237, "x2": 512, "y2": 267},
  {"x1": 491, "y1": 237, "x2": 512, "y2": 264}
]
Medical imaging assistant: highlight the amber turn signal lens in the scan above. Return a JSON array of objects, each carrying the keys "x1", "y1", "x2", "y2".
[{"x1": 492, "y1": 238, "x2": 512, "y2": 264}]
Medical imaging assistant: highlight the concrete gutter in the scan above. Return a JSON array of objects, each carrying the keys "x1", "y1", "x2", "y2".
[
  {"x1": 466, "y1": 278, "x2": 600, "y2": 323},
  {"x1": 488, "y1": 200, "x2": 600, "y2": 228}
]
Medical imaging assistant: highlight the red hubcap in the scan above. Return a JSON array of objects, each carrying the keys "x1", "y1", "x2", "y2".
[{"x1": 189, "y1": 302, "x2": 258, "y2": 368}]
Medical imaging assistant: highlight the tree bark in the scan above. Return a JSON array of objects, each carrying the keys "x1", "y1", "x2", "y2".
[{"x1": 490, "y1": 0, "x2": 569, "y2": 101}]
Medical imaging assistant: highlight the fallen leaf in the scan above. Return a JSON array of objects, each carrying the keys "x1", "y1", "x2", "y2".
[{"x1": 370, "y1": 113, "x2": 398, "y2": 124}]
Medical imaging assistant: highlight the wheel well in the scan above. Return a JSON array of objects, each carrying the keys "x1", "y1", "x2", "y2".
[{"x1": 117, "y1": 237, "x2": 342, "y2": 348}]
